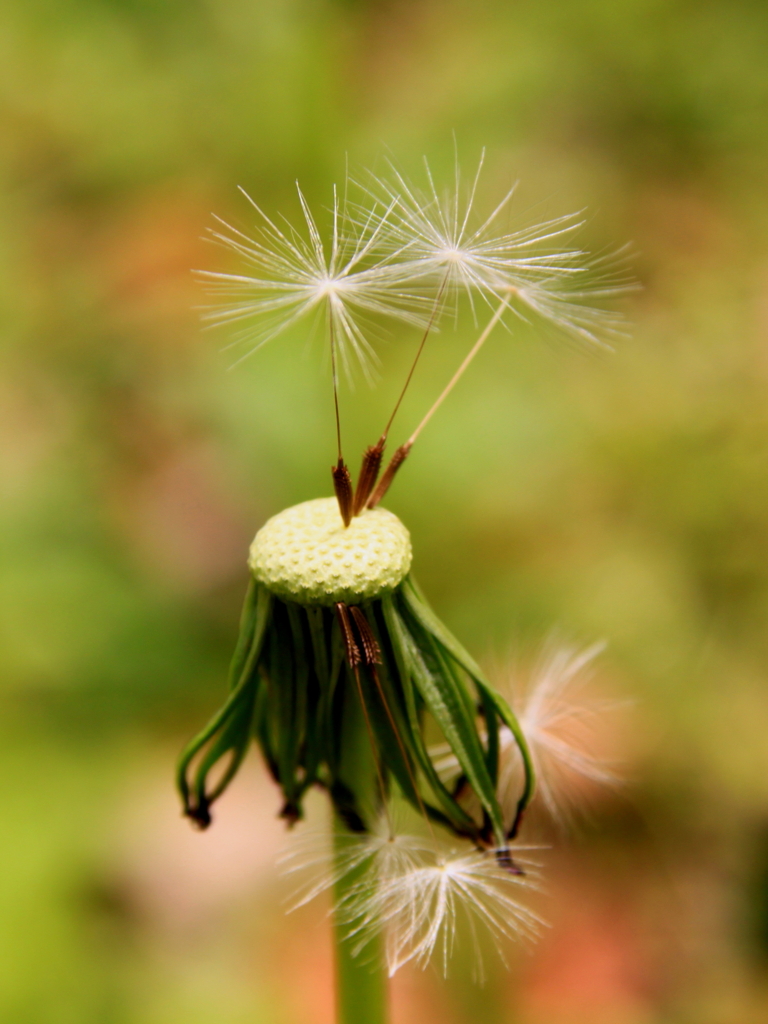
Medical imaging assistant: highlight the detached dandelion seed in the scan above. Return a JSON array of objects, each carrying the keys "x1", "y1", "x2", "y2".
[
  {"x1": 177, "y1": 152, "x2": 633, "y2": 1020},
  {"x1": 281, "y1": 819, "x2": 543, "y2": 980},
  {"x1": 280, "y1": 816, "x2": 434, "y2": 912},
  {"x1": 434, "y1": 640, "x2": 626, "y2": 831},
  {"x1": 343, "y1": 837, "x2": 544, "y2": 979},
  {"x1": 507, "y1": 641, "x2": 625, "y2": 826}
]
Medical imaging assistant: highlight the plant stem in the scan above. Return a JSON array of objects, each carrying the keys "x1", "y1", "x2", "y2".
[{"x1": 333, "y1": 818, "x2": 388, "y2": 1024}]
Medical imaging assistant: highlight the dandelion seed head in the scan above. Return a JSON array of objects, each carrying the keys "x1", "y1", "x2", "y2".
[
  {"x1": 249, "y1": 497, "x2": 412, "y2": 605},
  {"x1": 363, "y1": 153, "x2": 636, "y2": 348},
  {"x1": 197, "y1": 180, "x2": 430, "y2": 379},
  {"x1": 198, "y1": 155, "x2": 635, "y2": 388}
]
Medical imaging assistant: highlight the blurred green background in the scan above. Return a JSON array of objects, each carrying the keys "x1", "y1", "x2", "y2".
[{"x1": 2, "y1": 1, "x2": 768, "y2": 1021}]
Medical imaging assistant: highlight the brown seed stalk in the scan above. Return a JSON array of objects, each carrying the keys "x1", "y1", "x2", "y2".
[
  {"x1": 335, "y1": 602, "x2": 361, "y2": 667},
  {"x1": 366, "y1": 442, "x2": 412, "y2": 509},
  {"x1": 352, "y1": 438, "x2": 385, "y2": 516},
  {"x1": 349, "y1": 606, "x2": 382, "y2": 666},
  {"x1": 348, "y1": 605, "x2": 433, "y2": 834},
  {"x1": 379, "y1": 273, "x2": 449, "y2": 443},
  {"x1": 336, "y1": 602, "x2": 391, "y2": 824},
  {"x1": 332, "y1": 459, "x2": 354, "y2": 526}
]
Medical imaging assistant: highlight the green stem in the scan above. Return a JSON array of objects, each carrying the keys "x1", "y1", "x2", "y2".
[{"x1": 333, "y1": 818, "x2": 388, "y2": 1024}]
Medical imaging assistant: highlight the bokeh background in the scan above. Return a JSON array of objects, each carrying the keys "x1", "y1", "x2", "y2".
[{"x1": 2, "y1": 1, "x2": 768, "y2": 1021}]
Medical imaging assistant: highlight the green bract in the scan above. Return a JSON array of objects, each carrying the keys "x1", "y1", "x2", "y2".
[{"x1": 249, "y1": 498, "x2": 412, "y2": 605}]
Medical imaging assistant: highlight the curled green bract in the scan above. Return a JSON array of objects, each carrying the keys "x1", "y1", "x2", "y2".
[
  {"x1": 249, "y1": 497, "x2": 412, "y2": 605},
  {"x1": 177, "y1": 504, "x2": 535, "y2": 848}
]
